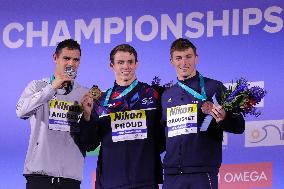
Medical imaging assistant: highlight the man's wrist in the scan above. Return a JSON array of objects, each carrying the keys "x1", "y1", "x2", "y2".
[{"x1": 83, "y1": 113, "x2": 91, "y2": 121}]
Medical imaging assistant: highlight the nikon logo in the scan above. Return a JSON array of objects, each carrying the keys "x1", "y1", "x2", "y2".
[
  {"x1": 170, "y1": 106, "x2": 193, "y2": 116},
  {"x1": 114, "y1": 111, "x2": 143, "y2": 121}
]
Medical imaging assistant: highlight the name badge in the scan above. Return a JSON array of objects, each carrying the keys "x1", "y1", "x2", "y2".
[
  {"x1": 48, "y1": 99, "x2": 83, "y2": 132},
  {"x1": 110, "y1": 110, "x2": 147, "y2": 142},
  {"x1": 167, "y1": 104, "x2": 197, "y2": 137}
]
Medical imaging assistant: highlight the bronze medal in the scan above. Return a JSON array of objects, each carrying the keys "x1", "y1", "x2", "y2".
[{"x1": 201, "y1": 101, "x2": 213, "y2": 114}]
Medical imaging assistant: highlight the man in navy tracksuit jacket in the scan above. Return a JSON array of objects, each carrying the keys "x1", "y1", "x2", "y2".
[
  {"x1": 80, "y1": 44, "x2": 164, "y2": 189},
  {"x1": 161, "y1": 38, "x2": 245, "y2": 189}
]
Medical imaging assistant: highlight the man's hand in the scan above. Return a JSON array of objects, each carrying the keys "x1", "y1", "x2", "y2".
[
  {"x1": 81, "y1": 92, "x2": 94, "y2": 121},
  {"x1": 51, "y1": 74, "x2": 73, "y2": 89},
  {"x1": 210, "y1": 104, "x2": 226, "y2": 123}
]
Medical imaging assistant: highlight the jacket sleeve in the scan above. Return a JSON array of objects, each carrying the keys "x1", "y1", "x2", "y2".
[
  {"x1": 79, "y1": 110, "x2": 101, "y2": 152},
  {"x1": 155, "y1": 102, "x2": 166, "y2": 154},
  {"x1": 216, "y1": 82, "x2": 245, "y2": 134},
  {"x1": 158, "y1": 118, "x2": 166, "y2": 153},
  {"x1": 158, "y1": 90, "x2": 168, "y2": 153},
  {"x1": 16, "y1": 80, "x2": 56, "y2": 119}
]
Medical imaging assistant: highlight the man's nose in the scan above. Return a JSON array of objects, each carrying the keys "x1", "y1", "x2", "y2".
[
  {"x1": 122, "y1": 63, "x2": 130, "y2": 69},
  {"x1": 181, "y1": 57, "x2": 188, "y2": 65},
  {"x1": 67, "y1": 60, "x2": 77, "y2": 67}
]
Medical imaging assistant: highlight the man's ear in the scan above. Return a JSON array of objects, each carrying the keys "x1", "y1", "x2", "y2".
[
  {"x1": 109, "y1": 62, "x2": 113, "y2": 68},
  {"x1": 53, "y1": 53, "x2": 57, "y2": 63},
  {"x1": 170, "y1": 58, "x2": 174, "y2": 66},
  {"x1": 195, "y1": 55, "x2": 198, "y2": 65}
]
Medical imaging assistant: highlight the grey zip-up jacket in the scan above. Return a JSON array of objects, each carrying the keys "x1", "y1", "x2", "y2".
[{"x1": 16, "y1": 77, "x2": 88, "y2": 181}]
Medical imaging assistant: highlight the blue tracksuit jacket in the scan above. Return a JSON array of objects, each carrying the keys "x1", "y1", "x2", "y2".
[{"x1": 161, "y1": 72, "x2": 245, "y2": 175}]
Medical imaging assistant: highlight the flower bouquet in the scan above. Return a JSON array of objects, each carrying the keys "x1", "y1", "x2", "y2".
[{"x1": 221, "y1": 78, "x2": 267, "y2": 117}]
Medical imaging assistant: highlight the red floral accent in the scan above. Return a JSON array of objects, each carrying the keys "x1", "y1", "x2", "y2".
[
  {"x1": 111, "y1": 92, "x2": 120, "y2": 99},
  {"x1": 113, "y1": 101, "x2": 122, "y2": 107},
  {"x1": 153, "y1": 90, "x2": 159, "y2": 99}
]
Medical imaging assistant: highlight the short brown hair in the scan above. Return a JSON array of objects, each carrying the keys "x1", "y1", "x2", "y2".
[
  {"x1": 110, "y1": 44, "x2": 138, "y2": 63},
  {"x1": 54, "y1": 39, "x2": 81, "y2": 56},
  {"x1": 170, "y1": 38, "x2": 197, "y2": 58}
]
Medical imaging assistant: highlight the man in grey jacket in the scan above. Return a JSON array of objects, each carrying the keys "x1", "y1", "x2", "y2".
[{"x1": 16, "y1": 39, "x2": 89, "y2": 189}]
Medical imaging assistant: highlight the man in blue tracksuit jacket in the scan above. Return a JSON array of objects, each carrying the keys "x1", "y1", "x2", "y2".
[
  {"x1": 80, "y1": 44, "x2": 164, "y2": 189},
  {"x1": 161, "y1": 38, "x2": 245, "y2": 189}
]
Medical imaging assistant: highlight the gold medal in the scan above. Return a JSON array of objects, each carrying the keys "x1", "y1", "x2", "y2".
[{"x1": 90, "y1": 85, "x2": 102, "y2": 101}]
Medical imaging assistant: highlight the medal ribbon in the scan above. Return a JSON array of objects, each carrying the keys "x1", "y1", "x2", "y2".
[
  {"x1": 104, "y1": 80, "x2": 139, "y2": 107},
  {"x1": 177, "y1": 74, "x2": 207, "y2": 101},
  {"x1": 49, "y1": 75, "x2": 55, "y2": 84}
]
